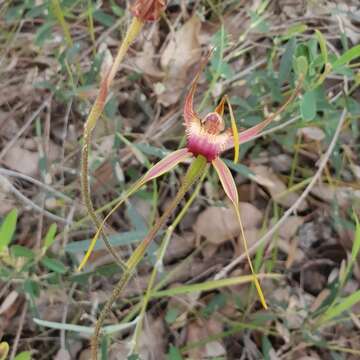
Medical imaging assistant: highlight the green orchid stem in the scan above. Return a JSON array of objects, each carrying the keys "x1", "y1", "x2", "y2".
[
  {"x1": 81, "y1": 17, "x2": 144, "y2": 269},
  {"x1": 130, "y1": 168, "x2": 209, "y2": 353},
  {"x1": 91, "y1": 156, "x2": 209, "y2": 360}
]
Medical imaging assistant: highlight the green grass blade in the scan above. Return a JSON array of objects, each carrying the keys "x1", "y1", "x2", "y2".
[
  {"x1": 65, "y1": 229, "x2": 147, "y2": 253},
  {"x1": 320, "y1": 289, "x2": 360, "y2": 324},
  {"x1": 50, "y1": 0, "x2": 73, "y2": 47},
  {"x1": 33, "y1": 317, "x2": 137, "y2": 335},
  {"x1": 351, "y1": 212, "x2": 360, "y2": 263},
  {"x1": 315, "y1": 29, "x2": 328, "y2": 65},
  {"x1": 332, "y1": 44, "x2": 360, "y2": 69},
  {"x1": 0, "y1": 208, "x2": 18, "y2": 252},
  {"x1": 43, "y1": 223, "x2": 57, "y2": 249},
  {"x1": 151, "y1": 274, "x2": 281, "y2": 298}
]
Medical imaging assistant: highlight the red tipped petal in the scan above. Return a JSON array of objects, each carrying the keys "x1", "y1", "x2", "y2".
[
  {"x1": 184, "y1": 49, "x2": 214, "y2": 126},
  {"x1": 212, "y1": 157, "x2": 238, "y2": 205},
  {"x1": 143, "y1": 148, "x2": 192, "y2": 182},
  {"x1": 183, "y1": 77, "x2": 199, "y2": 126}
]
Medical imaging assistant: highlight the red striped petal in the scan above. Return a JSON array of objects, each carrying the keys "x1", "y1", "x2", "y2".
[
  {"x1": 143, "y1": 148, "x2": 192, "y2": 182},
  {"x1": 212, "y1": 157, "x2": 238, "y2": 205},
  {"x1": 183, "y1": 50, "x2": 213, "y2": 126},
  {"x1": 212, "y1": 157, "x2": 268, "y2": 309}
]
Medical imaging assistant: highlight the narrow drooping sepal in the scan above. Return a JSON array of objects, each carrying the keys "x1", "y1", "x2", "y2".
[
  {"x1": 212, "y1": 157, "x2": 268, "y2": 309},
  {"x1": 78, "y1": 148, "x2": 192, "y2": 271}
]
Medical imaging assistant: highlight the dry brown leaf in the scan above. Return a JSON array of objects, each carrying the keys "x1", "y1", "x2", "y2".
[
  {"x1": 159, "y1": 16, "x2": 202, "y2": 106},
  {"x1": 350, "y1": 164, "x2": 360, "y2": 180},
  {"x1": 78, "y1": 349, "x2": 91, "y2": 360},
  {"x1": 205, "y1": 340, "x2": 226, "y2": 358},
  {"x1": 298, "y1": 126, "x2": 326, "y2": 142},
  {"x1": 3, "y1": 139, "x2": 60, "y2": 177},
  {"x1": 237, "y1": 228, "x2": 260, "y2": 255},
  {"x1": 0, "y1": 290, "x2": 19, "y2": 315},
  {"x1": 201, "y1": 242, "x2": 219, "y2": 259},
  {"x1": 310, "y1": 289, "x2": 331, "y2": 312},
  {"x1": 54, "y1": 349, "x2": 71, "y2": 360},
  {"x1": 329, "y1": 3, "x2": 360, "y2": 44},
  {"x1": 186, "y1": 319, "x2": 225, "y2": 359},
  {"x1": 311, "y1": 184, "x2": 360, "y2": 208},
  {"x1": 35, "y1": 289, "x2": 68, "y2": 322},
  {"x1": 251, "y1": 165, "x2": 308, "y2": 211},
  {"x1": 270, "y1": 154, "x2": 292, "y2": 172},
  {"x1": 296, "y1": 354, "x2": 322, "y2": 360},
  {"x1": 186, "y1": 321, "x2": 204, "y2": 359},
  {"x1": 0, "y1": 111, "x2": 19, "y2": 139},
  {"x1": 194, "y1": 203, "x2": 262, "y2": 245},
  {"x1": 278, "y1": 215, "x2": 304, "y2": 240},
  {"x1": 138, "y1": 316, "x2": 166, "y2": 360},
  {"x1": 3, "y1": 144, "x2": 39, "y2": 177},
  {"x1": 0, "y1": 85, "x2": 33, "y2": 107},
  {"x1": 166, "y1": 285, "x2": 200, "y2": 329},
  {"x1": 134, "y1": 37, "x2": 164, "y2": 79},
  {"x1": 0, "y1": 176, "x2": 15, "y2": 215},
  {"x1": 164, "y1": 232, "x2": 195, "y2": 262},
  {"x1": 108, "y1": 343, "x2": 129, "y2": 360},
  {"x1": 276, "y1": 321, "x2": 290, "y2": 343}
]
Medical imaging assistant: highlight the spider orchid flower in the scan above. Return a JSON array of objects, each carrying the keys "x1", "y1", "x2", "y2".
[
  {"x1": 86, "y1": 55, "x2": 304, "y2": 358},
  {"x1": 79, "y1": 54, "x2": 302, "y2": 313}
]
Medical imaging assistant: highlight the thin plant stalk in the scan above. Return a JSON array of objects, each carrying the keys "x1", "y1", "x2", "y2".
[
  {"x1": 91, "y1": 156, "x2": 209, "y2": 359},
  {"x1": 130, "y1": 169, "x2": 209, "y2": 353},
  {"x1": 81, "y1": 17, "x2": 144, "y2": 268},
  {"x1": 51, "y1": 0, "x2": 73, "y2": 48}
]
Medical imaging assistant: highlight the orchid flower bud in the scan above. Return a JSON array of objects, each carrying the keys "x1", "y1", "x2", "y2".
[{"x1": 130, "y1": 0, "x2": 167, "y2": 22}]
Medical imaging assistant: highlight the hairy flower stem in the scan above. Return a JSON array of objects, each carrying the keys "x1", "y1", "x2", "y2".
[
  {"x1": 91, "y1": 156, "x2": 209, "y2": 360},
  {"x1": 81, "y1": 17, "x2": 144, "y2": 268}
]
